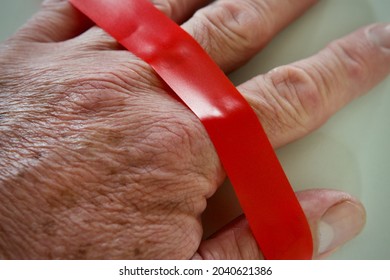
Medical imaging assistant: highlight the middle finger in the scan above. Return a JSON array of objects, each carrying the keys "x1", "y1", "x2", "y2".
[{"x1": 182, "y1": 0, "x2": 317, "y2": 72}]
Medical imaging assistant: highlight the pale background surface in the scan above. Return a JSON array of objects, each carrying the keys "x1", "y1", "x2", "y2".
[{"x1": 1, "y1": 0, "x2": 389, "y2": 259}]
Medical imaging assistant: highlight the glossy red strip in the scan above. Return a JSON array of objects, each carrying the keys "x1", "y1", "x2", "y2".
[{"x1": 69, "y1": 0, "x2": 313, "y2": 259}]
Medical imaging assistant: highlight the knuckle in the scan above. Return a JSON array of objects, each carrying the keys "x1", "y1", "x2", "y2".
[
  {"x1": 129, "y1": 113, "x2": 215, "y2": 203},
  {"x1": 64, "y1": 78, "x2": 127, "y2": 114},
  {"x1": 195, "y1": 0, "x2": 269, "y2": 52},
  {"x1": 139, "y1": 112, "x2": 203, "y2": 167},
  {"x1": 267, "y1": 65, "x2": 327, "y2": 131},
  {"x1": 62, "y1": 60, "x2": 153, "y2": 114},
  {"x1": 327, "y1": 40, "x2": 369, "y2": 83},
  {"x1": 247, "y1": 65, "x2": 326, "y2": 137},
  {"x1": 273, "y1": 65, "x2": 324, "y2": 110}
]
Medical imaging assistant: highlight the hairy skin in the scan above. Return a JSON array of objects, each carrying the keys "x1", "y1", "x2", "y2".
[{"x1": 0, "y1": 0, "x2": 388, "y2": 260}]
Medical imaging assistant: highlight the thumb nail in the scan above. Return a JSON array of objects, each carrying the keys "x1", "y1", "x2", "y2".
[
  {"x1": 368, "y1": 23, "x2": 390, "y2": 49},
  {"x1": 317, "y1": 201, "x2": 366, "y2": 256}
]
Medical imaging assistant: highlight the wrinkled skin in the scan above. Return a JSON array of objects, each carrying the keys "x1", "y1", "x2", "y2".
[
  {"x1": 0, "y1": 0, "x2": 389, "y2": 259},
  {"x1": 0, "y1": 26, "x2": 228, "y2": 258}
]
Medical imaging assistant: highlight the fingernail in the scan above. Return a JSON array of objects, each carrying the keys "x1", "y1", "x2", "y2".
[
  {"x1": 368, "y1": 23, "x2": 390, "y2": 49},
  {"x1": 318, "y1": 201, "x2": 366, "y2": 255}
]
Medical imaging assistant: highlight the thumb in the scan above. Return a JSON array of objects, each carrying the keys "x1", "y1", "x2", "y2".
[
  {"x1": 192, "y1": 189, "x2": 366, "y2": 260},
  {"x1": 14, "y1": 0, "x2": 92, "y2": 43}
]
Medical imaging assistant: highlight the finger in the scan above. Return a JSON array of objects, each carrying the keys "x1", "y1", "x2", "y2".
[
  {"x1": 239, "y1": 23, "x2": 390, "y2": 148},
  {"x1": 71, "y1": 0, "x2": 211, "y2": 51},
  {"x1": 192, "y1": 189, "x2": 366, "y2": 260},
  {"x1": 182, "y1": 0, "x2": 317, "y2": 72},
  {"x1": 151, "y1": 0, "x2": 211, "y2": 23},
  {"x1": 70, "y1": 26, "x2": 123, "y2": 51},
  {"x1": 14, "y1": 0, "x2": 92, "y2": 43}
]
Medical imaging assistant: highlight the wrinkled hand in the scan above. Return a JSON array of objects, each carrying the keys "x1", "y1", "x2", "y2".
[{"x1": 0, "y1": 0, "x2": 389, "y2": 259}]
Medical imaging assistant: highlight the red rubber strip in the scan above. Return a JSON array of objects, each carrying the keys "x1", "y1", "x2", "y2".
[{"x1": 69, "y1": 0, "x2": 313, "y2": 259}]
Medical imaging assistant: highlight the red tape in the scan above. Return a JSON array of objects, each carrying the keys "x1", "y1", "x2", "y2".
[{"x1": 69, "y1": 0, "x2": 313, "y2": 259}]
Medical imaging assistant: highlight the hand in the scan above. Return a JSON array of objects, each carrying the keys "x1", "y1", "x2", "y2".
[{"x1": 0, "y1": 0, "x2": 388, "y2": 259}]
